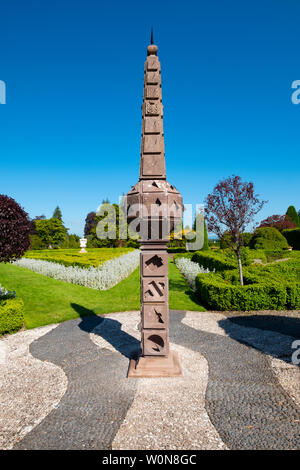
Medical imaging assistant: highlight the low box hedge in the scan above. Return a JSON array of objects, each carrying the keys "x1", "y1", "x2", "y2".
[
  {"x1": 191, "y1": 248, "x2": 292, "y2": 270},
  {"x1": 195, "y1": 266, "x2": 300, "y2": 311},
  {"x1": 191, "y1": 251, "x2": 237, "y2": 272},
  {"x1": 167, "y1": 247, "x2": 188, "y2": 254},
  {"x1": 0, "y1": 298, "x2": 24, "y2": 335},
  {"x1": 173, "y1": 253, "x2": 194, "y2": 262}
]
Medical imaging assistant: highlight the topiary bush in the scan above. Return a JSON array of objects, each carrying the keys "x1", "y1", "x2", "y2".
[
  {"x1": 0, "y1": 195, "x2": 31, "y2": 262},
  {"x1": 282, "y1": 228, "x2": 300, "y2": 251},
  {"x1": 0, "y1": 298, "x2": 24, "y2": 335},
  {"x1": 201, "y1": 218, "x2": 209, "y2": 251},
  {"x1": 250, "y1": 227, "x2": 289, "y2": 251}
]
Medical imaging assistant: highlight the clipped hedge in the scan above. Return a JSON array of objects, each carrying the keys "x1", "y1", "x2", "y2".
[
  {"x1": 282, "y1": 228, "x2": 300, "y2": 251},
  {"x1": 167, "y1": 247, "x2": 188, "y2": 254},
  {"x1": 173, "y1": 253, "x2": 194, "y2": 262},
  {"x1": 195, "y1": 265, "x2": 300, "y2": 311},
  {"x1": 286, "y1": 284, "x2": 300, "y2": 309},
  {"x1": 24, "y1": 248, "x2": 134, "y2": 268},
  {"x1": 191, "y1": 251, "x2": 237, "y2": 272},
  {"x1": 0, "y1": 298, "x2": 24, "y2": 335}
]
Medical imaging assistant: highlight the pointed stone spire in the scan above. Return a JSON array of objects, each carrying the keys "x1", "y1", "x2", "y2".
[
  {"x1": 126, "y1": 38, "x2": 183, "y2": 231},
  {"x1": 126, "y1": 37, "x2": 183, "y2": 377},
  {"x1": 140, "y1": 36, "x2": 165, "y2": 179}
]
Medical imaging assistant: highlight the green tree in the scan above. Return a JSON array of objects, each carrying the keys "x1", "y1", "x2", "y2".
[
  {"x1": 35, "y1": 218, "x2": 67, "y2": 248},
  {"x1": 88, "y1": 202, "x2": 129, "y2": 247},
  {"x1": 52, "y1": 206, "x2": 63, "y2": 221},
  {"x1": 186, "y1": 210, "x2": 209, "y2": 251},
  {"x1": 29, "y1": 234, "x2": 46, "y2": 250},
  {"x1": 61, "y1": 234, "x2": 80, "y2": 249},
  {"x1": 0, "y1": 195, "x2": 31, "y2": 262},
  {"x1": 282, "y1": 228, "x2": 300, "y2": 250},
  {"x1": 84, "y1": 212, "x2": 97, "y2": 237},
  {"x1": 286, "y1": 206, "x2": 300, "y2": 227}
]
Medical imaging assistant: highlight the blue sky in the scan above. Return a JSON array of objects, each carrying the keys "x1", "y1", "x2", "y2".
[{"x1": 0, "y1": 0, "x2": 299, "y2": 235}]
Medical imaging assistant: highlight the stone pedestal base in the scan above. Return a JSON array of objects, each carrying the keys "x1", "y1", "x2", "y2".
[{"x1": 127, "y1": 351, "x2": 182, "y2": 378}]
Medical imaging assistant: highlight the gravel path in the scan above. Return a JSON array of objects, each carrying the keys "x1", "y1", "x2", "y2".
[
  {"x1": 0, "y1": 309, "x2": 298, "y2": 450},
  {"x1": 0, "y1": 325, "x2": 67, "y2": 449},
  {"x1": 90, "y1": 312, "x2": 226, "y2": 450}
]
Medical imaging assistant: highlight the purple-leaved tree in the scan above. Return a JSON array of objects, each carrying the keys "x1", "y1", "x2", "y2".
[
  {"x1": 205, "y1": 175, "x2": 266, "y2": 285},
  {"x1": 0, "y1": 195, "x2": 31, "y2": 263}
]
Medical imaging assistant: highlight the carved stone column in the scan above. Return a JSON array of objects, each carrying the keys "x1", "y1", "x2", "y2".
[
  {"x1": 126, "y1": 36, "x2": 183, "y2": 378},
  {"x1": 140, "y1": 240, "x2": 169, "y2": 356}
]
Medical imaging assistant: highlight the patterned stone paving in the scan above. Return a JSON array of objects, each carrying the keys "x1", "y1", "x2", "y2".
[
  {"x1": 14, "y1": 315, "x2": 137, "y2": 449},
  {"x1": 1, "y1": 310, "x2": 298, "y2": 450}
]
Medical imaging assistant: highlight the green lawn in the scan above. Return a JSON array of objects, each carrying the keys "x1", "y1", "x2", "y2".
[{"x1": 0, "y1": 259, "x2": 205, "y2": 329}]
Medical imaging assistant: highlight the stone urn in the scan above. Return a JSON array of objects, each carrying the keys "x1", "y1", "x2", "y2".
[{"x1": 79, "y1": 237, "x2": 87, "y2": 253}]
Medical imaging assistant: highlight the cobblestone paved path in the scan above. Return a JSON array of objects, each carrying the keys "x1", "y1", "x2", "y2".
[
  {"x1": 13, "y1": 311, "x2": 300, "y2": 450},
  {"x1": 14, "y1": 315, "x2": 138, "y2": 450},
  {"x1": 170, "y1": 313, "x2": 300, "y2": 450}
]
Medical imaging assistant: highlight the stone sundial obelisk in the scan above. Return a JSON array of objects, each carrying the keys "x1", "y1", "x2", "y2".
[{"x1": 126, "y1": 32, "x2": 183, "y2": 378}]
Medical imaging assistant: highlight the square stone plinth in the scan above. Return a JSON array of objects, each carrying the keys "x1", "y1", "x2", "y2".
[{"x1": 127, "y1": 351, "x2": 182, "y2": 378}]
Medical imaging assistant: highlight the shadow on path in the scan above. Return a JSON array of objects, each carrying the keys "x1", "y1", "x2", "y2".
[
  {"x1": 14, "y1": 305, "x2": 138, "y2": 450},
  {"x1": 14, "y1": 308, "x2": 300, "y2": 450},
  {"x1": 73, "y1": 303, "x2": 140, "y2": 360},
  {"x1": 219, "y1": 315, "x2": 300, "y2": 366}
]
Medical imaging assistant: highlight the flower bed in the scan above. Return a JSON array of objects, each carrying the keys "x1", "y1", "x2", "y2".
[
  {"x1": 0, "y1": 283, "x2": 16, "y2": 300},
  {"x1": 14, "y1": 250, "x2": 140, "y2": 290},
  {"x1": 175, "y1": 256, "x2": 211, "y2": 289}
]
